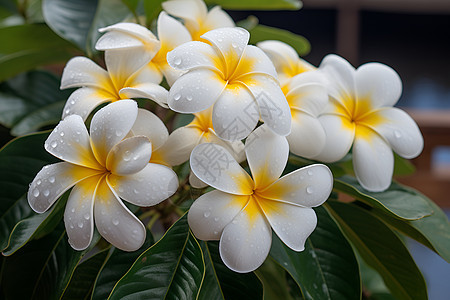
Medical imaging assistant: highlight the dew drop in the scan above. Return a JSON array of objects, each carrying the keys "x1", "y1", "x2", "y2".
[
  {"x1": 71, "y1": 207, "x2": 75, "y2": 213},
  {"x1": 307, "y1": 170, "x2": 313, "y2": 176},
  {"x1": 115, "y1": 129, "x2": 122, "y2": 136},
  {"x1": 394, "y1": 130, "x2": 402, "y2": 138},
  {"x1": 59, "y1": 131, "x2": 65, "y2": 137},
  {"x1": 174, "y1": 93, "x2": 181, "y2": 101},
  {"x1": 123, "y1": 150, "x2": 131, "y2": 161},
  {"x1": 203, "y1": 211, "x2": 211, "y2": 218},
  {"x1": 84, "y1": 213, "x2": 90, "y2": 220},
  {"x1": 214, "y1": 217, "x2": 219, "y2": 222},
  {"x1": 33, "y1": 189, "x2": 40, "y2": 197},
  {"x1": 70, "y1": 224, "x2": 74, "y2": 229},
  {"x1": 213, "y1": 231, "x2": 218, "y2": 235},
  {"x1": 112, "y1": 219, "x2": 120, "y2": 226},
  {"x1": 78, "y1": 222, "x2": 84, "y2": 228},
  {"x1": 173, "y1": 57, "x2": 182, "y2": 65},
  {"x1": 231, "y1": 42, "x2": 237, "y2": 48},
  {"x1": 186, "y1": 95, "x2": 193, "y2": 101},
  {"x1": 65, "y1": 109, "x2": 70, "y2": 115},
  {"x1": 50, "y1": 141, "x2": 57, "y2": 148},
  {"x1": 133, "y1": 189, "x2": 139, "y2": 194},
  {"x1": 306, "y1": 186, "x2": 314, "y2": 194},
  {"x1": 43, "y1": 189, "x2": 50, "y2": 197},
  {"x1": 49, "y1": 176, "x2": 55, "y2": 183}
]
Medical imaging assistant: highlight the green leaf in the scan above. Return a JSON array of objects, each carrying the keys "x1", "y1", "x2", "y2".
[
  {"x1": 108, "y1": 215, "x2": 205, "y2": 299},
  {"x1": 326, "y1": 201, "x2": 428, "y2": 300},
  {"x1": 236, "y1": 15, "x2": 259, "y2": 31},
  {"x1": 144, "y1": 0, "x2": 164, "y2": 26},
  {"x1": 61, "y1": 247, "x2": 111, "y2": 300},
  {"x1": 393, "y1": 153, "x2": 415, "y2": 176},
  {"x1": 373, "y1": 197, "x2": 450, "y2": 263},
  {"x1": 249, "y1": 24, "x2": 310, "y2": 56},
  {"x1": 334, "y1": 176, "x2": 433, "y2": 220},
  {"x1": 0, "y1": 24, "x2": 75, "y2": 81},
  {"x1": 198, "y1": 241, "x2": 264, "y2": 300},
  {"x1": 254, "y1": 257, "x2": 294, "y2": 300},
  {"x1": 91, "y1": 231, "x2": 155, "y2": 300},
  {"x1": 205, "y1": 0, "x2": 302, "y2": 10},
  {"x1": 0, "y1": 70, "x2": 72, "y2": 135},
  {"x1": 0, "y1": 226, "x2": 99, "y2": 299},
  {"x1": 270, "y1": 206, "x2": 361, "y2": 300},
  {"x1": 0, "y1": 131, "x2": 56, "y2": 251}
]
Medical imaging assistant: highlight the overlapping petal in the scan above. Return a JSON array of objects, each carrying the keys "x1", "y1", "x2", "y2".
[
  {"x1": 129, "y1": 109, "x2": 169, "y2": 151},
  {"x1": 106, "y1": 136, "x2": 152, "y2": 176},
  {"x1": 61, "y1": 57, "x2": 114, "y2": 90},
  {"x1": 203, "y1": 6, "x2": 235, "y2": 30},
  {"x1": 190, "y1": 143, "x2": 253, "y2": 195},
  {"x1": 157, "y1": 11, "x2": 192, "y2": 52},
  {"x1": 167, "y1": 41, "x2": 220, "y2": 72},
  {"x1": 162, "y1": 0, "x2": 206, "y2": 33},
  {"x1": 288, "y1": 112, "x2": 326, "y2": 158},
  {"x1": 62, "y1": 87, "x2": 112, "y2": 121},
  {"x1": 237, "y1": 45, "x2": 278, "y2": 79},
  {"x1": 119, "y1": 83, "x2": 168, "y2": 108}
]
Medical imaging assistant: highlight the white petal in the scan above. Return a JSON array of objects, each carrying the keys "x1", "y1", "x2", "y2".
[
  {"x1": 168, "y1": 68, "x2": 226, "y2": 113},
  {"x1": 355, "y1": 63, "x2": 402, "y2": 108},
  {"x1": 312, "y1": 114, "x2": 355, "y2": 163},
  {"x1": 64, "y1": 175, "x2": 100, "y2": 250},
  {"x1": 288, "y1": 70, "x2": 327, "y2": 89},
  {"x1": 99, "y1": 22, "x2": 158, "y2": 42},
  {"x1": 242, "y1": 74, "x2": 291, "y2": 136},
  {"x1": 287, "y1": 111, "x2": 326, "y2": 158},
  {"x1": 188, "y1": 190, "x2": 247, "y2": 240},
  {"x1": 219, "y1": 197, "x2": 272, "y2": 273},
  {"x1": 153, "y1": 126, "x2": 200, "y2": 166},
  {"x1": 353, "y1": 128, "x2": 394, "y2": 192},
  {"x1": 261, "y1": 164, "x2": 333, "y2": 207},
  {"x1": 167, "y1": 41, "x2": 220, "y2": 72},
  {"x1": 202, "y1": 130, "x2": 246, "y2": 163},
  {"x1": 189, "y1": 171, "x2": 207, "y2": 189},
  {"x1": 120, "y1": 83, "x2": 168, "y2": 108},
  {"x1": 162, "y1": 0, "x2": 206, "y2": 32},
  {"x1": 105, "y1": 49, "x2": 153, "y2": 90},
  {"x1": 257, "y1": 40, "x2": 300, "y2": 70},
  {"x1": 96, "y1": 31, "x2": 145, "y2": 50},
  {"x1": 238, "y1": 45, "x2": 278, "y2": 79},
  {"x1": 319, "y1": 54, "x2": 356, "y2": 106},
  {"x1": 94, "y1": 179, "x2": 146, "y2": 251},
  {"x1": 190, "y1": 143, "x2": 253, "y2": 195},
  {"x1": 45, "y1": 115, "x2": 102, "y2": 169},
  {"x1": 108, "y1": 163, "x2": 178, "y2": 207},
  {"x1": 370, "y1": 108, "x2": 423, "y2": 159},
  {"x1": 245, "y1": 125, "x2": 289, "y2": 189},
  {"x1": 200, "y1": 27, "x2": 249, "y2": 73},
  {"x1": 28, "y1": 162, "x2": 102, "y2": 213},
  {"x1": 90, "y1": 100, "x2": 138, "y2": 164},
  {"x1": 127, "y1": 62, "x2": 163, "y2": 86},
  {"x1": 129, "y1": 108, "x2": 168, "y2": 151},
  {"x1": 61, "y1": 57, "x2": 113, "y2": 90},
  {"x1": 159, "y1": 63, "x2": 185, "y2": 86},
  {"x1": 106, "y1": 136, "x2": 152, "y2": 175},
  {"x1": 62, "y1": 87, "x2": 112, "y2": 121},
  {"x1": 203, "y1": 6, "x2": 235, "y2": 29},
  {"x1": 157, "y1": 11, "x2": 192, "y2": 50},
  {"x1": 259, "y1": 199, "x2": 317, "y2": 251},
  {"x1": 212, "y1": 83, "x2": 259, "y2": 141},
  {"x1": 286, "y1": 75, "x2": 329, "y2": 116}
]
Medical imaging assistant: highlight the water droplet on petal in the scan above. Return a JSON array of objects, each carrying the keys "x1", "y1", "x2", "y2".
[
  {"x1": 186, "y1": 95, "x2": 193, "y2": 101},
  {"x1": 123, "y1": 151, "x2": 131, "y2": 161},
  {"x1": 43, "y1": 189, "x2": 50, "y2": 197},
  {"x1": 112, "y1": 219, "x2": 120, "y2": 226},
  {"x1": 174, "y1": 93, "x2": 181, "y2": 101},
  {"x1": 173, "y1": 57, "x2": 182, "y2": 65},
  {"x1": 306, "y1": 186, "x2": 314, "y2": 194},
  {"x1": 59, "y1": 131, "x2": 65, "y2": 137},
  {"x1": 33, "y1": 189, "x2": 40, "y2": 197},
  {"x1": 394, "y1": 130, "x2": 402, "y2": 138},
  {"x1": 48, "y1": 176, "x2": 55, "y2": 183},
  {"x1": 71, "y1": 208, "x2": 75, "y2": 213},
  {"x1": 307, "y1": 170, "x2": 313, "y2": 176},
  {"x1": 133, "y1": 189, "x2": 139, "y2": 194},
  {"x1": 204, "y1": 211, "x2": 211, "y2": 218},
  {"x1": 78, "y1": 222, "x2": 84, "y2": 228},
  {"x1": 214, "y1": 217, "x2": 219, "y2": 222},
  {"x1": 115, "y1": 130, "x2": 122, "y2": 136},
  {"x1": 50, "y1": 141, "x2": 57, "y2": 148},
  {"x1": 84, "y1": 213, "x2": 90, "y2": 220}
]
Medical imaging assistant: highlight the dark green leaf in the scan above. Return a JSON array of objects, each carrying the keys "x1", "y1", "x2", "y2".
[
  {"x1": 205, "y1": 0, "x2": 302, "y2": 10},
  {"x1": 249, "y1": 24, "x2": 310, "y2": 56},
  {"x1": 91, "y1": 231, "x2": 155, "y2": 300},
  {"x1": 0, "y1": 70, "x2": 72, "y2": 135},
  {"x1": 61, "y1": 247, "x2": 111, "y2": 300},
  {"x1": 326, "y1": 201, "x2": 428, "y2": 300},
  {"x1": 0, "y1": 131, "x2": 56, "y2": 251},
  {"x1": 108, "y1": 215, "x2": 204, "y2": 300},
  {"x1": 198, "y1": 241, "x2": 263, "y2": 300},
  {"x1": 254, "y1": 257, "x2": 294, "y2": 300},
  {"x1": 144, "y1": 0, "x2": 164, "y2": 26},
  {"x1": 270, "y1": 206, "x2": 361, "y2": 300},
  {"x1": 0, "y1": 24, "x2": 75, "y2": 81},
  {"x1": 393, "y1": 153, "x2": 415, "y2": 176},
  {"x1": 121, "y1": 0, "x2": 140, "y2": 12},
  {"x1": 334, "y1": 176, "x2": 433, "y2": 220},
  {"x1": 373, "y1": 198, "x2": 450, "y2": 263}
]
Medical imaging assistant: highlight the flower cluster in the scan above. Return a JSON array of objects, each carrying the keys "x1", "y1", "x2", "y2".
[{"x1": 28, "y1": 0, "x2": 423, "y2": 273}]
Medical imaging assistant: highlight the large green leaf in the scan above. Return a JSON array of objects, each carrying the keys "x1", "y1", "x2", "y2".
[
  {"x1": 108, "y1": 215, "x2": 205, "y2": 299},
  {"x1": 0, "y1": 24, "x2": 75, "y2": 81},
  {"x1": 144, "y1": 0, "x2": 164, "y2": 26},
  {"x1": 91, "y1": 231, "x2": 155, "y2": 300},
  {"x1": 198, "y1": 241, "x2": 263, "y2": 300},
  {"x1": 0, "y1": 226, "x2": 99, "y2": 299},
  {"x1": 61, "y1": 247, "x2": 111, "y2": 300},
  {"x1": 249, "y1": 24, "x2": 310, "y2": 56},
  {"x1": 254, "y1": 257, "x2": 294, "y2": 300},
  {"x1": 334, "y1": 176, "x2": 433, "y2": 220},
  {"x1": 373, "y1": 198, "x2": 450, "y2": 263},
  {"x1": 206, "y1": 0, "x2": 302, "y2": 10},
  {"x1": 0, "y1": 131, "x2": 56, "y2": 251},
  {"x1": 326, "y1": 201, "x2": 428, "y2": 300},
  {"x1": 270, "y1": 206, "x2": 361, "y2": 300},
  {"x1": 0, "y1": 70, "x2": 72, "y2": 135}
]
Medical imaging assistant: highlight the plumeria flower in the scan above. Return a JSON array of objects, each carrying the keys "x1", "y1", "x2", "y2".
[
  {"x1": 312, "y1": 54, "x2": 423, "y2": 192},
  {"x1": 151, "y1": 106, "x2": 245, "y2": 188},
  {"x1": 167, "y1": 27, "x2": 291, "y2": 141},
  {"x1": 61, "y1": 48, "x2": 168, "y2": 121},
  {"x1": 162, "y1": 0, "x2": 234, "y2": 41},
  {"x1": 28, "y1": 100, "x2": 178, "y2": 251},
  {"x1": 258, "y1": 40, "x2": 315, "y2": 87},
  {"x1": 188, "y1": 125, "x2": 333, "y2": 272},
  {"x1": 283, "y1": 71, "x2": 328, "y2": 158},
  {"x1": 97, "y1": 13, "x2": 191, "y2": 86}
]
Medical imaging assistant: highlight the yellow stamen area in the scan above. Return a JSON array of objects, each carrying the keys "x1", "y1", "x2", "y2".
[
  {"x1": 189, "y1": 107, "x2": 214, "y2": 132},
  {"x1": 149, "y1": 149, "x2": 171, "y2": 167},
  {"x1": 281, "y1": 59, "x2": 314, "y2": 79},
  {"x1": 152, "y1": 42, "x2": 171, "y2": 67}
]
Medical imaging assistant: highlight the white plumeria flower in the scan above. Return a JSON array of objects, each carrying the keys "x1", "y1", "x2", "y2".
[
  {"x1": 313, "y1": 54, "x2": 424, "y2": 192},
  {"x1": 188, "y1": 125, "x2": 333, "y2": 273},
  {"x1": 28, "y1": 100, "x2": 178, "y2": 251},
  {"x1": 283, "y1": 71, "x2": 328, "y2": 158},
  {"x1": 258, "y1": 40, "x2": 315, "y2": 87},
  {"x1": 97, "y1": 13, "x2": 192, "y2": 86},
  {"x1": 167, "y1": 27, "x2": 291, "y2": 141},
  {"x1": 61, "y1": 50, "x2": 167, "y2": 121},
  {"x1": 162, "y1": 0, "x2": 234, "y2": 41},
  {"x1": 151, "y1": 106, "x2": 245, "y2": 188}
]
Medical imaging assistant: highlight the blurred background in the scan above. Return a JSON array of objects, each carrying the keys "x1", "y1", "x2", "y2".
[{"x1": 230, "y1": 1, "x2": 450, "y2": 298}]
